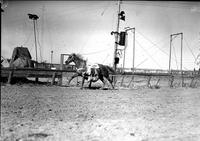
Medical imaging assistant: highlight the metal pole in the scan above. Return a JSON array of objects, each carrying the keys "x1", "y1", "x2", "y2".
[
  {"x1": 123, "y1": 32, "x2": 128, "y2": 71},
  {"x1": 133, "y1": 28, "x2": 135, "y2": 73},
  {"x1": 181, "y1": 33, "x2": 183, "y2": 87},
  {"x1": 60, "y1": 54, "x2": 63, "y2": 70},
  {"x1": 169, "y1": 33, "x2": 184, "y2": 87},
  {"x1": 1, "y1": 4, "x2": 3, "y2": 61},
  {"x1": 33, "y1": 20, "x2": 38, "y2": 82},
  {"x1": 169, "y1": 35, "x2": 172, "y2": 73},
  {"x1": 113, "y1": 0, "x2": 121, "y2": 71},
  {"x1": 33, "y1": 19, "x2": 38, "y2": 65},
  {"x1": 51, "y1": 50, "x2": 53, "y2": 67}
]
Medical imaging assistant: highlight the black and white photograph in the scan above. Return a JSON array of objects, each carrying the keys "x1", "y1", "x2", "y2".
[{"x1": 1, "y1": 0, "x2": 200, "y2": 141}]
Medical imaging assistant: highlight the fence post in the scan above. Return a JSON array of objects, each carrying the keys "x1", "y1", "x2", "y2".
[
  {"x1": 58, "y1": 71, "x2": 63, "y2": 86},
  {"x1": 155, "y1": 78, "x2": 160, "y2": 88},
  {"x1": 169, "y1": 74, "x2": 174, "y2": 88},
  {"x1": 7, "y1": 70, "x2": 13, "y2": 84},
  {"x1": 113, "y1": 75, "x2": 118, "y2": 88},
  {"x1": 120, "y1": 75, "x2": 125, "y2": 87},
  {"x1": 147, "y1": 76, "x2": 152, "y2": 88},
  {"x1": 127, "y1": 75, "x2": 134, "y2": 88},
  {"x1": 51, "y1": 72, "x2": 56, "y2": 85},
  {"x1": 189, "y1": 76, "x2": 195, "y2": 88}
]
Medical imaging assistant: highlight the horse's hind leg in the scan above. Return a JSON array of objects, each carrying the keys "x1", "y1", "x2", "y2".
[
  {"x1": 99, "y1": 77, "x2": 106, "y2": 89},
  {"x1": 106, "y1": 76, "x2": 115, "y2": 89}
]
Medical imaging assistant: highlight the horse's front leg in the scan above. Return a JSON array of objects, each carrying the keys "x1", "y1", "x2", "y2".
[
  {"x1": 81, "y1": 76, "x2": 85, "y2": 89},
  {"x1": 88, "y1": 81, "x2": 92, "y2": 88},
  {"x1": 68, "y1": 73, "x2": 79, "y2": 85},
  {"x1": 100, "y1": 76, "x2": 115, "y2": 89}
]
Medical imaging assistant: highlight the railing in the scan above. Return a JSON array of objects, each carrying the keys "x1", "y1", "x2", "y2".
[
  {"x1": 117, "y1": 67, "x2": 199, "y2": 75},
  {"x1": 1, "y1": 67, "x2": 76, "y2": 85}
]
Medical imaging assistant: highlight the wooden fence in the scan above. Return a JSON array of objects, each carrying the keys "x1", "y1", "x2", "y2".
[{"x1": 1, "y1": 67, "x2": 200, "y2": 88}]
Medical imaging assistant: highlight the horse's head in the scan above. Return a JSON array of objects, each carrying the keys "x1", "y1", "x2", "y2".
[{"x1": 65, "y1": 53, "x2": 76, "y2": 65}]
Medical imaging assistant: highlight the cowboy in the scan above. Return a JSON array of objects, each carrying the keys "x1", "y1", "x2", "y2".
[{"x1": 86, "y1": 64, "x2": 99, "y2": 82}]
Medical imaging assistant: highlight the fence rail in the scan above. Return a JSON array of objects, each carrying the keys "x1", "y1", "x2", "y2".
[
  {"x1": 1, "y1": 67, "x2": 75, "y2": 85},
  {"x1": 1, "y1": 67, "x2": 200, "y2": 88}
]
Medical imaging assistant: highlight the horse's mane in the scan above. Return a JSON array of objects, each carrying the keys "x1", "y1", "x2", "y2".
[{"x1": 72, "y1": 53, "x2": 85, "y2": 61}]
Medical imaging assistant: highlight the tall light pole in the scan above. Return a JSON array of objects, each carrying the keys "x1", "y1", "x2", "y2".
[
  {"x1": 28, "y1": 13, "x2": 39, "y2": 67},
  {"x1": 112, "y1": 0, "x2": 126, "y2": 72},
  {"x1": 51, "y1": 50, "x2": 53, "y2": 67},
  {"x1": 113, "y1": 0, "x2": 121, "y2": 71}
]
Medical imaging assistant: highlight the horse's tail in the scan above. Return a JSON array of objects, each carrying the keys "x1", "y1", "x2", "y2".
[{"x1": 105, "y1": 65, "x2": 115, "y2": 74}]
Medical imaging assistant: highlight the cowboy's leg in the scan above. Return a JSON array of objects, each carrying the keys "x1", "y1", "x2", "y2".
[
  {"x1": 86, "y1": 65, "x2": 92, "y2": 75},
  {"x1": 86, "y1": 66, "x2": 93, "y2": 82}
]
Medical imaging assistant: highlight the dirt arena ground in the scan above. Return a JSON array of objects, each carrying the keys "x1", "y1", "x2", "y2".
[{"x1": 1, "y1": 84, "x2": 200, "y2": 141}]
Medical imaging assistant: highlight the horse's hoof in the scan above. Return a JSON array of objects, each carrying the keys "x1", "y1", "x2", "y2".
[{"x1": 100, "y1": 87, "x2": 107, "y2": 90}]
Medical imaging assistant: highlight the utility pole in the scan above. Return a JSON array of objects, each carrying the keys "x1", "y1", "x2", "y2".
[
  {"x1": 1, "y1": 3, "x2": 3, "y2": 61},
  {"x1": 122, "y1": 31, "x2": 128, "y2": 71},
  {"x1": 132, "y1": 28, "x2": 135, "y2": 73},
  {"x1": 28, "y1": 13, "x2": 39, "y2": 67},
  {"x1": 51, "y1": 50, "x2": 53, "y2": 67},
  {"x1": 113, "y1": 0, "x2": 121, "y2": 71},
  {"x1": 180, "y1": 33, "x2": 183, "y2": 87},
  {"x1": 169, "y1": 34, "x2": 172, "y2": 73},
  {"x1": 28, "y1": 14, "x2": 39, "y2": 82}
]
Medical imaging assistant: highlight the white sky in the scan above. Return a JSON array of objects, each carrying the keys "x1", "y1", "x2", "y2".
[{"x1": 1, "y1": 1, "x2": 200, "y2": 70}]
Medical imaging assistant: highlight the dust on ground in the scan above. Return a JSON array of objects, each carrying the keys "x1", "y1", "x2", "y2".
[{"x1": 1, "y1": 84, "x2": 200, "y2": 141}]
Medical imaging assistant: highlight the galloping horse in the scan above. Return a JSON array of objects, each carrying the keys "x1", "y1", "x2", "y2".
[{"x1": 65, "y1": 53, "x2": 115, "y2": 89}]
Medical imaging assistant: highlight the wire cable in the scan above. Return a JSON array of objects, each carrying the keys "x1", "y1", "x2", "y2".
[
  {"x1": 136, "y1": 39, "x2": 169, "y2": 68},
  {"x1": 23, "y1": 28, "x2": 33, "y2": 46},
  {"x1": 44, "y1": 7, "x2": 54, "y2": 62},
  {"x1": 101, "y1": 1, "x2": 111, "y2": 16},
  {"x1": 136, "y1": 30, "x2": 170, "y2": 56},
  {"x1": 82, "y1": 47, "x2": 113, "y2": 56},
  {"x1": 171, "y1": 43, "x2": 179, "y2": 69},
  {"x1": 183, "y1": 37, "x2": 196, "y2": 60},
  {"x1": 136, "y1": 30, "x2": 185, "y2": 64},
  {"x1": 135, "y1": 58, "x2": 148, "y2": 68},
  {"x1": 102, "y1": 53, "x2": 110, "y2": 64},
  {"x1": 124, "y1": 1, "x2": 199, "y2": 10},
  {"x1": 136, "y1": 39, "x2": 162, "y2": 68}
]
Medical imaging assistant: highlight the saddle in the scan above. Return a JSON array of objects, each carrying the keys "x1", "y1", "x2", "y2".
[{"x1": 86, "y1": 63, "x2": 99, "y2": 82}]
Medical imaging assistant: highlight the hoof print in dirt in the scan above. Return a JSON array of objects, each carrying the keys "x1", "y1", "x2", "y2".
[
  {"x1": 16, "y1": 133, "x2": 51, "y2": 141},
  {"x1": 9, "y1": 128, "x2": 14, "y2": 132}
]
